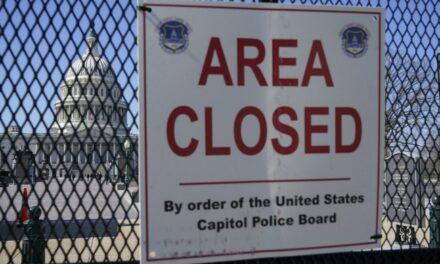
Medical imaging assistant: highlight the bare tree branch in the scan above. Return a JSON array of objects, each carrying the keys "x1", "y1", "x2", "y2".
[{"x1": 385, "y1": 54, "x2": 435, "y2": 154}]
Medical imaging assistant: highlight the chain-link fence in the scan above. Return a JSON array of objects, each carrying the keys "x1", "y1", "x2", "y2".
[{"x1": 0, "y1": 0, "x2": 439, "y2": 263}]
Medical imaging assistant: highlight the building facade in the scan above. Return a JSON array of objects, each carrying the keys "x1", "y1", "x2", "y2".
[{"x1": 0, "y1": 26, "x2": 137, "y2": 181}]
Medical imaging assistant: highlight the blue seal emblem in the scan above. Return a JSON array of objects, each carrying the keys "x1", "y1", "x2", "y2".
[
  {"x1": 157, "y1": 18, "x2": 191, "y2": 54},
  {"x1": 340, "y1": 24, "x2": 369, "y2": 58}
]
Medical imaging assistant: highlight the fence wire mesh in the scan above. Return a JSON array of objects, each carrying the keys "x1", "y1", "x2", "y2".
[{"x1": 0, "y1": 0, "x2": 439, "y2": 263}]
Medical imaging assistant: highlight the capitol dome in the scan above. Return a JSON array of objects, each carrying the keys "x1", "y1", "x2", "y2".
[
  {"x1": 65, "y1": 28, "x2": 116, "y2": 83},
  {"x1": 51, "y1": 25, "x2": 128, "y2": 136}
]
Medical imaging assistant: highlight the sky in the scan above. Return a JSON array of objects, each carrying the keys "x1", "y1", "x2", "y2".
[{"x1": 0, "y1": 0, "x2": 439, "y2": 144}]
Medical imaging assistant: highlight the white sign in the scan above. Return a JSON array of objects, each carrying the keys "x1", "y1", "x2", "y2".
[{"x1": 138, "y1": 1, "x2": 384, "y2": 263}]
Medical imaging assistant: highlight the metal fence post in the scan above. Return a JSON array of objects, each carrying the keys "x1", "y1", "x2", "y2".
[
  {"x1": 429, "y1": 196, "x2": 440, "y2": 248},
  {"x1": 21, "y1": 206, "x2": 45, "y2": 264},
  {"x1": 437, "y1": 53, "x2": 439, "y2": 84}
]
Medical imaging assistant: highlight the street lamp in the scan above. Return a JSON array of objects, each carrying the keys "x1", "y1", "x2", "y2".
[{"x1": 124, "y1": 139, "x2": 132, "y2": 185}]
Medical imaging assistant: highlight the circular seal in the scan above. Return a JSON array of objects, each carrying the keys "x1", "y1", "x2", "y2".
[
  {"x1": 340, "y1": 24, "x2": 369, "y2": 58},
  {"x1": 157, "y1": 18, "x2": 191, "y2": 54}
]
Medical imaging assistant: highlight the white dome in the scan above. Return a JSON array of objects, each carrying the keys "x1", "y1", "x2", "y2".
[
  {"x1": 52, "y1": 25, "x2": 128, "y2": 136},
  {"x1": 65, "y1": 29, "x2": 115, "y2": 82},
  {"x1": 66, "y1": 54, "x2": 115, "y2": 81}
]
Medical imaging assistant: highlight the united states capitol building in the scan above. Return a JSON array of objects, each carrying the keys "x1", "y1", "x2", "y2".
[{"x1": 0, "y1": 27, "x2": 137, "y2": 181}]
